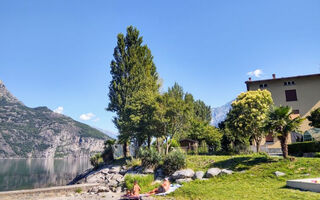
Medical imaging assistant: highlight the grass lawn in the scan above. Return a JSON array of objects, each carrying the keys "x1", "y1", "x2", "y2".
[{"x1": 161, "y1": 154, "x2": 320, "y2": 200}]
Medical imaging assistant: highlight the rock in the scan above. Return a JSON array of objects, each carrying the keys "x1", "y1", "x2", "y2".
[
  {"x1": 171, "y1": 169, "x2": 195, "y2": 180},
  {"x1": 221, "y1": 169, "x2": 233, "y2": 175},
  {"x1": 86, "y1": 173, "x2": 105, "y2": 183},
  {"x1": 107, "y1": 179, "x2": 119, "y2": 187},
  {"x1": 176, "y1": 178, "x2": 193, "y2": 184},
  {"x1": 88, "y1": 187, "x2": 99, "y2": 193},
  {"x1": 155, "y1": 168, "x2": 165, "y2": 180},
  {"x1": 193, "y1": 171, "x2": 205, "y2": 180},
  {"x1": 109, "y1": 166, "x2": 121, "y2": 174},
  {"x1": 97, "y1": 186, "x2": 110, "y2": 193},
  {"x1": 143, "y1": 168, "x2": 154, "y2": 174},
  {"x1": 113, "y1": 174, "x2": 124, "y2": 183},
  {"x1": 100, "y1": 168, "x2": 110, "y2": 175},
  {"x1": 274, "y1": 171, "x2": 285, "y2": 177},
  {"x1": 116, "y1": 187, "x2": 122, "y2": 193},
  {"x1": 205, "y1": 168, "x2": 221, "y2": 178}
]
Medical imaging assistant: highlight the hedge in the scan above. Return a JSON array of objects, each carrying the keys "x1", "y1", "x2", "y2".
[{"x1": 288, "y1": 141, "x2": 320, "y2": 155}]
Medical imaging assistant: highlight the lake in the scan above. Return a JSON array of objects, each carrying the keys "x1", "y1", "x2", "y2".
[{"x1": 0, "y1": 158, "x2": 92, "y2": 191}]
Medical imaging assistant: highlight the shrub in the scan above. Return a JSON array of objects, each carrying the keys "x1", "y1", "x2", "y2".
[
  {"x1": 137, "y1": 147, "x2": 162, "y2": 168},
  {"x1": 126, "y1": 158, "x2": 142, "y2": 168},
  {"x1": 124, "y1": 174, "x2": 159, "y2": 193},
  {"x1": 90, "y1": 153, "x2": 104, "y2": 168},
  {"x1": 75, "y1": 188, "x2": 82, "y2": 193},
  {"x1": 102, "y1": 139, "x2": 116, "y2": 163},
  {"x1": 198, "y1": 140, "x2": 209, "y2": 155},
  {"x1": 314, "y1": 152, "x2": 320, "y2": 158},
  {"x1": 288, "y1": 141, "x2": 320, "y2": 155},
  {"x1": 162, "y1": 149, "x2": 186, "y2": 175}
]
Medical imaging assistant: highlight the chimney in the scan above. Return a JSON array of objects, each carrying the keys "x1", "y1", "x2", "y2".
[
  {"x1": 248, "y1": 77, "x2": 252, "y2": 81},
  {"x1": 272, "y1": 74, "x2": 276, "y2": 79}
]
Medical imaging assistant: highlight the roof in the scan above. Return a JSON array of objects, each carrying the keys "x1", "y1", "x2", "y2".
[
  {"x1": 179, "y1": 139, "x2": 197, "y2": 143},
  {"x1": 245, "y1": 73, "x2": 320, "y2": 85}
]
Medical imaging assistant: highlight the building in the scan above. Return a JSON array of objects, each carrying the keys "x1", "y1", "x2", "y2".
[{"x1": 245, "y1": 73, "x2": 320, "y2": 152}]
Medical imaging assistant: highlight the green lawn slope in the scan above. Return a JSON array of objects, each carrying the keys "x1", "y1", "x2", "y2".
[{"x1": 164, "y1": 154, "x2": 320, "y2": 200}]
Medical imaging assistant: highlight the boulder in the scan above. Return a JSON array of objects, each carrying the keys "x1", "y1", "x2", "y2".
[
  {"x1": 193, "y1": 171, "x2": 205, "y2": 180},
  {"x1": 172, "y1": 169, "x2": 195, "y2": 180},
  {"x1": 113, "y1": 174, "x2": 124, "y2": 183},
  {"x1": 97, "y1": 186, "x2": 110, "y2": 193},
  {"x1": 176, "y1": 178, "x2": 193, "y2": 184},
  {"x1": 107, "y1": 179, "x2": 119, "y2": 187},
  {"x1": 100, "y1": 168, "x2": 110, "y2": 175},
  {"x1": 109, "y1": 166, "x2": 121, "y2": 174},
  {"x1": 155, "y1": 168, "x2": 165, "y2": 180},
  {"x1": 221, "y1": 169, "x2": 233, "y2": 175},
  {"x1": 205, "y1": 168, "x2": 221, "y2": 178},
  {"x1": 143, "y1": 168, "x2": 154, "y2": 174},
  {"x1": 116, "y1": 186, "x2": 122, "y2": 193},
  {"x1": 86, "y1": 173, "x2": 105, "y2": 183},
  {"x1": 274, "y1": 171, "x2": 285, "y2": 177}
]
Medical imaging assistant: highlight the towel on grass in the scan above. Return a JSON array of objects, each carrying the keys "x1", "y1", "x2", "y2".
[{"x1": 155, "y1": 184, "x2": 182, "y2": 196}]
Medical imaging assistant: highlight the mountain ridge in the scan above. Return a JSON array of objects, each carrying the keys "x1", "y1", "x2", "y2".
[{"x1": 0, "y1": 81, "x2": 111, "y2": 158}]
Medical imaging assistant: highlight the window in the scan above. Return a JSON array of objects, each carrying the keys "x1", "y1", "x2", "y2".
[
  {"x1": 265, "y1": 133, "x2": 274, "y2": 142},
  {"x1": 292, "y1": 110, "x2": 300, "y2": 114},
  {"x1": 259, "y1": 83, "x2": 268, "y2": 89},
  {"x1": 285, "y1": 90, "x2": 298, "y2": 101},
  {"x1": 284, "y1": 81, "x2": 295, "y2": 86}
]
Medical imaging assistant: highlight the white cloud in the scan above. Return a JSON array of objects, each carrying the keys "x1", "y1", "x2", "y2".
[
  {"x1": 53, "y1": 106, "x2": 64, "y2": 114},
  {"x1": 247, "y1": 69, "x2": 263, "y2": 77},
  {"x1": 80, "y1": 113, "x2": 95, "y2": 121}
]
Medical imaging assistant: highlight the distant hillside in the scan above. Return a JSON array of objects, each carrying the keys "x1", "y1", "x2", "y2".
[
  {"x1": 211, "y1": 100, "x2": 232, "y2": 127},
  {"x1": 0, "y1": 80, "x2": 111, "y2": 158}
]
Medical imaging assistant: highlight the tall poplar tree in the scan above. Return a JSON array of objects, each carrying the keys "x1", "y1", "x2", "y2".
[{"x1": 107, "y1": 26, "x2": 159, "y2": 156}]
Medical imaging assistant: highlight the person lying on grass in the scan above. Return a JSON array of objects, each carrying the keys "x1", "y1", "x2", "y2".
[
  {"x1": 124, "y1": 180, "x2": 141, "y2": 197},
  {"x1": 147, "y1": 178, "x2": 170, "y2": 195}
]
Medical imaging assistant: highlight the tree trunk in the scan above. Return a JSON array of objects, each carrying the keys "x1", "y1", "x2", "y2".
[
  {"x1": 280, "y1": 135, "x2": 288, "y2": 159},
  {"x1": 123, "y1": 141, "x2": 130, "y2": 158},
  {"x1": 147, "y1": 135, "x2": 151, "y2": 149},
  {"x1": 256, "y1": 141, "x2": 261, "y2": 153},
  {"x1": 156, "y1": 138, "x2": 161, "y2": 153},
  {"x1": 165, "y1": 141, "x2": 170, "y2": 155},
  {"x1": 255, "y1": 136, "x2": 262, "y2": 153}
]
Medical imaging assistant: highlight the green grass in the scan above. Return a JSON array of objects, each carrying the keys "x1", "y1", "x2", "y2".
[
  {"x1": 124, "y1": 174, "x2": 160, "y2": 194},
  {"x1": 160, "y1": 154, "x2": 320, "y2": 200}
]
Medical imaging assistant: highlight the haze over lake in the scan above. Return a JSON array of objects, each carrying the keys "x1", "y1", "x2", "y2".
[{"x1": 0, "y1": 158, "x2": 91, "y2": 191}]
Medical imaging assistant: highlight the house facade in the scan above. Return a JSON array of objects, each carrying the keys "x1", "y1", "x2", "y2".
[{"x1": 245, "y1": 73, "x2": 320, "y2": 152}]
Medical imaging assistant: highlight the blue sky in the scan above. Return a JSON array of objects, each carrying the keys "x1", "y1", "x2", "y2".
[{"x1": 1, "y1": 0, "x2": 320, "y2": 133}]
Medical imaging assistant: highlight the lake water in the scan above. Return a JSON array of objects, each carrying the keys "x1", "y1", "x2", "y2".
[{"x1": 0, "y1": 158, "x2": 91, "y2": 191}]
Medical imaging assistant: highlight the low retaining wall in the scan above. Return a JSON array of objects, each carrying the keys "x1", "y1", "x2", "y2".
[
  {"x1": 287, "y1": 178, "x2": 320, "y2": 193},
  {"x1": 0, "y1": 183, "x2": 99, "y2": 200}
]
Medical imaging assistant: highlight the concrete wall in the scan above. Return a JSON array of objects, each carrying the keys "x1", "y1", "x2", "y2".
[
  {"x1": 246, "y1": 74, "x2": 320, "y2": 148},
  {"x1": 247, "y1": 75, "x2": 320, "y2": 132}
]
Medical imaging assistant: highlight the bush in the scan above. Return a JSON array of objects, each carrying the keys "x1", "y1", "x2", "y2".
[
  {"x1": 124, "y1": 174, "x2": 159, "y2": 193},
  {"x1": 90, "y1": 153, "x2": 104, "y2": 168},
  {"x1": 198, "y1": 140, "x2": 209, "y2": 155},
  {"x1": 162, "y1": 149, "x2": 186, "y2": 175},
  {"x1": 314, "y1": 152, "x2": 320, "y2": 158},
  {"x1": 126, "y1": 158, "x2": 141, "y2": 168},
  {"x1": 137, "y1": 147, "x2": 162, "y2": 168},
  {"x1": 288, "y1": 141, "x2": 320, "y2": 155}
]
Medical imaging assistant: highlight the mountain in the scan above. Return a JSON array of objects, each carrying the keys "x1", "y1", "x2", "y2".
[
  {"x1": 95, "y1": 127, "x2": 118, "y2": 139},
  {"x1": 0, "y1": 80, "x2": 111, "y2": 158},
  {"x1": 211, "y1": 100, "x2": 233, "y2": 127}
]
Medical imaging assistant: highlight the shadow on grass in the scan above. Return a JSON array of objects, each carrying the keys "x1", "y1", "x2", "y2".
[{"x1": 212, "y1": 156, "x2": 276, "y2": 171}]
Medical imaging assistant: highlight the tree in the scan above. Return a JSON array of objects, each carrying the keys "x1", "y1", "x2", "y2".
[
  {"x1": 107, "y1": 26, "x2": 159, "y2": 157},
  {"x1": 156, "y1": 83, "x2": 192, "y2": 154},
  {"x1": 194, "y1": 100, "x2": 212, "y2": 122},
  {"x1": 225, "y1": 90, "x2": 273, "y2": 152},
  {"x1": 265, "y1": 106, "x2": 303, "y2": 158},
  {"x1": 307, "y1": 108, "x2": 320, "y2": 128}
]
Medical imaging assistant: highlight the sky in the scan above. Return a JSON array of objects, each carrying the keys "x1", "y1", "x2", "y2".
[{"x1": 0, "y1": 0, "x2": 320, "y2": 133}]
